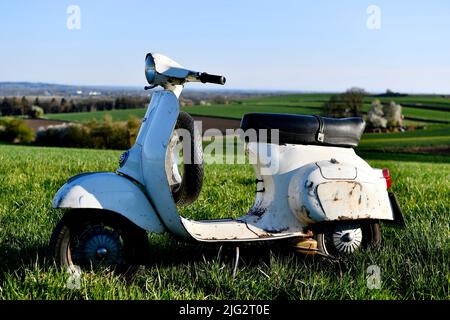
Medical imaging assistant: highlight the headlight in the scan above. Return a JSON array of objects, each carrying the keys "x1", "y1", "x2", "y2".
[{"x1": 145, "y1": 53, "x2": 156, "y2": 84}]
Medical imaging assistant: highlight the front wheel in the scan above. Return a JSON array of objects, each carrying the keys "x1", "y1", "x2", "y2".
[
  {"x1": 166, "y1": 111, "x2": 204, "y2": 206},
  {"x1": 49, "y1": 210, "x2": 149, "y2": 277},
  {"x1": 315, "y1": 222, "x2": 381, "y2": 257}
]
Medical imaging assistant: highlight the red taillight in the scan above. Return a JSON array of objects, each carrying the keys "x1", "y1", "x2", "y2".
[{"x1": 382, "y1": 168, "x2": 392, "y2": 189}]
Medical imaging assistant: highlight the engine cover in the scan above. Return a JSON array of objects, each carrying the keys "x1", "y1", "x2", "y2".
[
  {"x1": 288, "y1": 160, "x2": 394, "y2": 225},
  {"x1": 316, "y1": 181, "x2": 391, "y2": 220}
]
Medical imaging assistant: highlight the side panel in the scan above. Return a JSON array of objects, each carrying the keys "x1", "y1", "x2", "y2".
[
  {"x1": 288, "y1": 161, "x2": 395, "y2": 225},
  {"x1": 52, "y1": 172, "x2": 165, "y2": 233},
  {"x1": 316, "y1": 181, "x2": 392, "y2": 220}
]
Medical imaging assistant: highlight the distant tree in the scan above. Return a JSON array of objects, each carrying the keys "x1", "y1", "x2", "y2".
[
  {"x1": 28, "y1": 105, "x2": 45, "y2": 119},
  {"x1": 115, "y1": 97, "x2": 124, "y2": 109},
  {"x1": 10, "y1": 97, "x2": 23, "y2": 115},
  {"x1": 49, "y1": 98, "x2": 59, "y2": 113},
  {"x1": 21, "y1": 96, "x2": 30, "y2": 115},
  {"x1": 212, "y1": 95, "x2": 229, "y2": 104},
  {"x1": 366, "y1": 99, "x2": 403, "y2": 130},
  {"x1": 322, "y1": 87, "x2": 366, "y2": 118},
  {"x1": 68, "y1": 99, "x2": 76, "y2": 113},
  {"x1": 115, "y1": 96, "x2": 146, "y2": 110},
  {"x1": 341, "y1": 87, "x2": 366, "y2": 116},
  {"x1": 1, "y1": 97, "x2": 13, "y2": 116},
  {"x1": 60, "y1": 98, "x2": 68, "y2": 113},
  {"x1": 94, "y1": 99, "x2": 114, "y2": 111},
  {"x1": 0, "y1": 117, "x2": 35, "y2": 143},
  {"x1": 322, "y1": 95, "x2": 348, "y2": 117},
  {"x1": 377, "y1": 89, "x2": 408, "y2": 98},
  {"x1": 383, "y1": 101, "x2": 403, "y2": 128},
  {"x1": 34, "y1": 97, "x2": 40, "y2": 106},
  {"x1": 366, "y1": 99, "x2": 387, "y2": 128}
]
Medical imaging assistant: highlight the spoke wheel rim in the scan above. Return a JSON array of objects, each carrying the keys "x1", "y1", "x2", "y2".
[{"x1": 323, "y1": 224, "x2": 363, "y2": 256}]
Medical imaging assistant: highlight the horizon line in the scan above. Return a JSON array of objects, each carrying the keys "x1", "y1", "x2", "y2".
[{"x1": 0, "y1": 81, "x2": 449, "y2": 96}]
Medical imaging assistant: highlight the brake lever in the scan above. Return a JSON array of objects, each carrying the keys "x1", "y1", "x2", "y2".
[{"x1": 144, "y1": 85, "x2": 157, "y2": 90}]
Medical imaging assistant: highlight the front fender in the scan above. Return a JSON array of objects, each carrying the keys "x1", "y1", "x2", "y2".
[{"x1": 53, "y1": 172, "x2": 165, "y2": 233}]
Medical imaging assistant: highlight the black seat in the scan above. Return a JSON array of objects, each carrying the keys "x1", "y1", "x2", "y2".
[{"x1": 240, "y1": 113, "x2": 365, "y2": 148}]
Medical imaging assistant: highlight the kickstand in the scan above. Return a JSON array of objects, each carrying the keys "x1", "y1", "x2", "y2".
[{"x1": 232, "y1": 246, "x2": 240, "y2": 279}]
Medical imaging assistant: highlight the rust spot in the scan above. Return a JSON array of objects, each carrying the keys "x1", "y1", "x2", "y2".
[
  {"x1": 248, "y1": 206, "x2": 266, "y2": 217},
  {"x1": 333, "y1": 192, "x2": 340, "y2": 201},
  {"x1": 257, "y1": 233, "x2": 273, "y2": 238},
  {"x1": 337, "y1": 216, "x2": 352, "y2": 220},
  {"x1": 349, "y1": 183, "x2": 358, "y2": 196},
  {"x1": 301, "y1": 205, "x2": 311, "y2": 218},
  {"x1": 333, "y1": 192, "x2": 339, "y2": 201}
]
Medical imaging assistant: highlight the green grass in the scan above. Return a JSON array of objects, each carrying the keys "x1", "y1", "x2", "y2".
[
  {"x1": 359, "y1": 104, "x2": 450, "y2": 122},
  {"x1": 0, "y1": 144, "x2": 448, "y2": 299},
  {"x1": 46, "y1": 93, "x2": 450, "y2": 124},
  {"x1": 358, "y1": 126, "x2": 450, "y2": 151},
  {"x1": 46, "y1": 108, "x2": 148, "y2": 122},
  {"x1": 368, "y1": 96, "x2": 450, "y2": 111}
]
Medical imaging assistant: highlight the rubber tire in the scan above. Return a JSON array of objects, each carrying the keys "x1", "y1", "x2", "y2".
[
  {"x1": 49, "y1": 210, "x2": 149, "y2": 277},
  {"x1": 170, "y1": 111, "x2": 204, "y2": 206},
  {"x1": 316, "y1": 222, "x2": 381, "y2": 257}
]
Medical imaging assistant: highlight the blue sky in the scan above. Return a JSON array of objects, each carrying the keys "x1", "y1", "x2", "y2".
[{"x1": 1, "y1": 0, "x2": 449, "y2": 93}]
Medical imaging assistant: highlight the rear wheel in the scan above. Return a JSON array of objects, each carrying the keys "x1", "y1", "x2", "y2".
[
  {"x1": 315, "y1": 222, "x2": 381, "y2": 257},
  {"x1": 49, "y1": 210, "x2": 149, "y2": 277}
]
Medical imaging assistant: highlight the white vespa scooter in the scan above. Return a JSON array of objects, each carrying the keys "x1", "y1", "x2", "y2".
[{"x1": 50, "y1": 53, "x2": 404, "y2": 274}]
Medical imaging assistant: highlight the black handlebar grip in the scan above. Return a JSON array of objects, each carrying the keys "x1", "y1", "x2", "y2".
[{"x1": 199, "y1": 72, "x2": 226, "y2": 85}]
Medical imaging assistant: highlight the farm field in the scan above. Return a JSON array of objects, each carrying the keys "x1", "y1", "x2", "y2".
[
  {"x1": 46, "y1": 93, "x2": 450, "y2": 124},
  {"x1": 358, "y1": 126, "x2": 450, "y2": 151},
  {"x1": 0, "y1": 143, "x2": 448, "y2": 299},
  {"x1": 44, "y1": 92, "x2": 450, "y2": 155},
  {"x1": 1, "y1": 92, "x2": 449, "y2": 300}
]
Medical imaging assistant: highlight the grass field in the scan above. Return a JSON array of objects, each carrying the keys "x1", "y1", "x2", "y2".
[
  {"x1": 0, "y1": 143, "x2": 448, "y2": 299},
  {"x1": 2, "y1": 92, "x2": 449, "y2": 299},
  {"x1": 358, "y1": 126, "x2": 450, "y2": 151},
  {"x1": 46, "y1": 93, "x2": 450, "y2": 124}
]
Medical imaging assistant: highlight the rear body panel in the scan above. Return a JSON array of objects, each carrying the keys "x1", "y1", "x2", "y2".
[{"x1": 288, "y1": 160, "x2": 395, "y2": 225}]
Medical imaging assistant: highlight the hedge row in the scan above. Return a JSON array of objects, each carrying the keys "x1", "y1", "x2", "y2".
[{"x1": 0, "y1": 116, "x2": 141, "y2": 150}]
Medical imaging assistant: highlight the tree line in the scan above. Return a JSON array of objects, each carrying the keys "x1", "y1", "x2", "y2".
[
  {"x1": 0, "y1": 96, "x2": 148, "y2": 116},
  {"x1": 322, "y1": 87, "x2": 403, "y2": 130}
]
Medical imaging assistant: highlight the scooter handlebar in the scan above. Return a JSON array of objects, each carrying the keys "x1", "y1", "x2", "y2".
[{"x1": 198, "y1": 72, "x2": 226, "y2": 85}]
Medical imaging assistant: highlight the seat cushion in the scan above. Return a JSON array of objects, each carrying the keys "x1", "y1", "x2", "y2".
[{"x1": 240, "y1": 113, "x2": 365, "y2": 147}]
